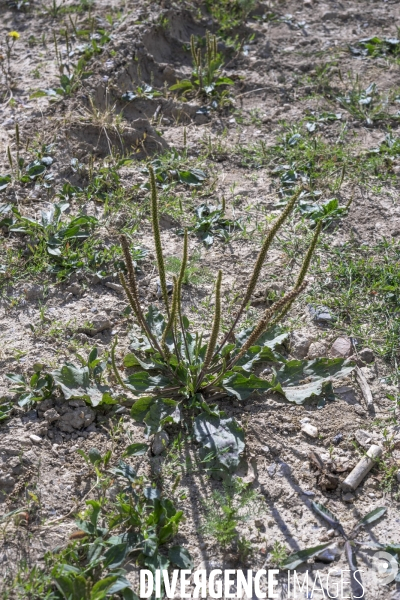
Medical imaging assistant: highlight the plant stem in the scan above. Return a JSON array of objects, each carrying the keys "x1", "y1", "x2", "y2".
[{"x1": 149, "y1": 165, "x2": 170, "y2": 317}]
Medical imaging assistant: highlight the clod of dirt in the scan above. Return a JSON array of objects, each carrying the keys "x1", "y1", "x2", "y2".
[
  {"x1": 57, "y1": 404, "x2": 95, "y2": 433},
  {"x1": 359, "y1": 348, "x2": 375, "y2": 363}
]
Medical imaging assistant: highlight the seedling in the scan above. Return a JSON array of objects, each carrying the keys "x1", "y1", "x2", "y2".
[
  {"x1": 202, "y1": 478, "x2": 263, "y2": 551},
  {"x1": 270, "y1": 541, "x2": 289, "y2": 567},
  {"x1": 184, "y1": 201, "x2": 244, "y2": 247},
  {"x1": 282, "y1": 502, "x2": 399, "y2": 593}
]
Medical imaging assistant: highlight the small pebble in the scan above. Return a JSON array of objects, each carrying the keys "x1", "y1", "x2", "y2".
[
  {"x1": 301, "y1": 423, "x2": 319, "y2": 438},
  {"x1": 29, "y1": 434, "x2": 42, "y2": 445}
]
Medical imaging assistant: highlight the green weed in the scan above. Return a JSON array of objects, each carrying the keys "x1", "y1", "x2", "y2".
[{"x1": 202, "y1": 478, "x2": 262, "y2": 551}]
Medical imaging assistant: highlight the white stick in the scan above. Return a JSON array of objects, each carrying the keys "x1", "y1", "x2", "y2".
[
  {"x1": 341, "y1": 445, "x2": 382, "y2": 492},
  {"x1": 355, "y1": 366, "x2": 374, "y2": 408}
]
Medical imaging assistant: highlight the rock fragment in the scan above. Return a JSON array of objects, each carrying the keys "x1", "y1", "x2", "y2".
[
  {"x1": 301, "y1": 423, "x2": 319, "y2": 438},
  {"x1": 152, "y1": 431, "x2": 169, "y2": 455},
  {"x1": 330, "y1": 337, "x2": 352, "y2": 358},
  {"x1": 290, "y1": 332, "x2": 312, "y2": 359}
]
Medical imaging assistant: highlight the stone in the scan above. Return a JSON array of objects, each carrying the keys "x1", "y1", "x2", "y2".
[
  {"x1": 359, "y1": 348, "x2": 374, "y2": 363},
  {"x1": 195, "y1": 113, "x2": 209, "y2": 125},
  {"x1": 355, "y1": 429, "x2": 372, "y2": 449},
  {"x1": 308, "y1": 342, "x2": 328, "y2": 359},
  {"x1": 333, "y1": 433, "x2": 344, "y2": 445},
  {"x1": 318, "y1": 544, "x2": 340, "y2": 562},
  {"x1": 301, "y1": 423, "x2": 319, "y2": 438},
  {"x1": 105, "y1": 282, "x2": 123, "y2": 293},
  {"x1": 65, "y1": 283, "x2": 81, "y2": 296},
  {"x1": 29, "y1": 434, "x2": 42, "y2": 445},
  {"x1": 396, "y1": 470, "x2": 400, "y2": 483},
  {"x1": 156, "y1": 279, "x2": 173, "y2": 298},
  {"x1": 267, "y1": 463, "x2": 276, "y2": 477},
  {"x1": 342, "y1": 492, "x2": 355, "y2": 503},
  {"x1": 330, "y1": 337, "x2": 352, "y2": 358},
  {"x1": 152, "y1": 431, "x2": 169, "y2": 455},
  {"x1": 308, "y1": 304, "x2": 334, "y2": 324},
  {"x1": 290, "y1": 332, "x2": 312, "y2": 359},
  {"x1": 44, "y1": 408, "x2": 60, "y2": 423}
]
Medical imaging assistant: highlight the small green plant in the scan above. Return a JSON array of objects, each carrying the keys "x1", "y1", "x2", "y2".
[
  {"x1": 270, "y1": 541, "x2": 289, "y2": 567},
  {"x1": 350, "y1": 36, "x2": 400, "y2": 59},
  {"x1": 336, "y1": 81, "x2": 390, "y2": 125},
  {"x1": 165, "y1": 251, "x2": 211, "y2": 286},
  {"x1": 283, "y1": 503, "x2": 398, "y2": 594},
  {"x1": 6, "y1": 347, "x2": 117, "y2": 411},
  {"x1": 6, "y1": 368, "x2": 54, "y2": 408},
  {"x1": 202, "y1": 478, "x2": 262, "y2": 552},
  {"x1": 184, "y1": 201, "x2": 244, "y2": 247},
  {"x1": 170, "y1": 32, "x2": 234, "y2": 103},
  {"x1": 205, "y1": 0, "x2": 257, "y2": 37},
  {"x1": 0, "y1": 31, "x2": 20, "y2": 98},
  {"x1": 1, "y1": 201, "x2": 98, "y2": 261}
]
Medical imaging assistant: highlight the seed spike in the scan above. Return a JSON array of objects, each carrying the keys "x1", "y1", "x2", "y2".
[
  {"x1": 271, "y1": 221, "x2": 322, "y2": 326},
  {"x1": 213, "y1": 186, "x2": 302, "y2": 358},
  {"x1": 149, "y1": 165, "x2": 170, "y2": 317},
  {"x1": 202, "y1": 270, "x2": 222, "y2": 371},
  {"x1": 228, "y1": 281, "x2": 308, "y2": 370}
]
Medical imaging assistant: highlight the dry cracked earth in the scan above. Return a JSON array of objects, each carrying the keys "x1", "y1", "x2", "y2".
[{"x1": 1, "y1": 0, "x2": 400, "y2": 598}]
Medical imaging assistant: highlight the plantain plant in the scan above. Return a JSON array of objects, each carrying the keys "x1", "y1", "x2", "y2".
[
  {"x1": 112, "y1": 166, "x2": 322, "y2": 474},
  {"x1": 170, "y1": 32, "x2": 234, "y2": 102}
]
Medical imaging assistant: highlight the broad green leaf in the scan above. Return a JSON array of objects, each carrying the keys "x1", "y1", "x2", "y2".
[
  {"x1": 130, "y1": 396, "x2": 155, "y2": 421},
  {"x1": 355, "y1": 507, "x2": 387, "y2": 530},
  {"x1": 177, "y1": 168, "x2": 206, "y2": 186},
  {"x1": 170, "y1": 80, "x2": 193, "y2": 91},
  {"x1": 275, "y1": 358, "x2": 355, "y2": 404},
  {"x1": 168, "y1": 546, "x2": 194, "y2": 569},
  {"x1": 124, "y1": 371, "x2": 170, "y2": 394},
  {"x1": 123, "y1": 443, "x2": 148, "y2": 457},
  {"x1": 91, "y1": 576, "x2": 119, "y2": 599},
  {"x1": 222, "y1": 372, "x2": 277, "y2": 401},
  {"x1": 109, "y1": 460, "x2": 137, "y2": 482},
  {"x1": 0, "y1": 175, "x2": 11, "y2": 192},
  {"x1": 102, "y1": 543, "x2": 128, "y2": 569},
  {"x1": 143, "y1": 398, "x2": 181, "y2": 437},
  {"x1": 193, "y1": 413, "x2": 245, "y2": 471},
  {"x1": 108, "y1": 577, "x2": 139, "y2": 597},
  {"x1": 52, "y1": 363, "x2": 115, "y2": 406},
  {"x1": 123, "y1": 352, "x2": 158, "y2": 370},
  {"x1": 281, "y1": 543, "x2": 331, "y2": 570},
  {"x1": 145, "y1": 305, "x2": 166, "y2": 339},
  {"x1": 53, "y1": 574, "x2": 87, "y2": 599},
  {"x1": 312, "y1": 502, "x2": 341, "y2": 527},
  {"x1": 27, "y1": 164, "x2": 46, "y2": 179},
  {"x1": 88, "y1": 448, "x2": 102, "y2": 465}
]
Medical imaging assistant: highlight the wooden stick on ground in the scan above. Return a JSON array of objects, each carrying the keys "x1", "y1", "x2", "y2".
[{"x1": 355, "y1": 366, "x2": 374, "y2": 409}]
